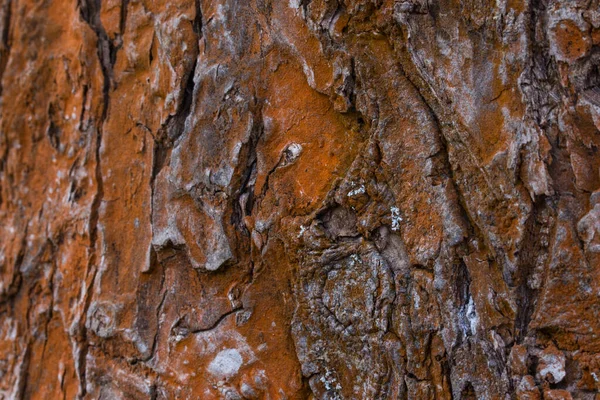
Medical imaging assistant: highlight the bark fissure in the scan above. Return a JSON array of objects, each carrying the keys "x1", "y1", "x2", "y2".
[{"x1": 0, "y1": 0, "x2": 12, "y2": 97}]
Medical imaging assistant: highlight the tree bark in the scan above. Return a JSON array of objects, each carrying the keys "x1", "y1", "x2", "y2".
[{"x1": 1, "y1": 0, "x2": 600, "y2": 398}]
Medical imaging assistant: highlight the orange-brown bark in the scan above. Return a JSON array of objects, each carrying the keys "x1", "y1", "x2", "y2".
[{"x1": 1, "y1": 0, "x2": 600, "y2": 398}]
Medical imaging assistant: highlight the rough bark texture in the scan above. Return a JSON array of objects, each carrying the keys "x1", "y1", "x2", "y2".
[{"x1": 1, "y1": 0, "x2": 600, "y2": 398}]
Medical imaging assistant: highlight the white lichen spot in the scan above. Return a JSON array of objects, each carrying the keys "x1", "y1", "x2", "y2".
[
  {"x1": 208, "y1": 349, "x2": 243, "y2": 380},
  {"x1": 539, "y1": 352, "x2": 566, "y2": 383},
  {"x1": 413, "y1": 291, "x2": 420, "y2": 309},
  {"x1": 57, "y1": 361, "x2": 65, "y2": 387},
  {"x1": 301, "y1": 61, "x2": 316, "y2": 89},
  {"x1": 347, "y1": 185, "x2": 366, "y2": 197},
  {"x1": 320, "y1": 370, "x2": 342, "y2": 394},
  {"x1": 391, "y1": 207, "x2": 402, "y2": 231},
  {"x1": 298, "y1": 225, "x2": 307, "y2": 238},
  {"x1": 466, "y1": 296, "x2": 479, "y2": 335},
  {"x1": 349, "y1": 254, "x2": 361, "y2": 267},
  {"x1": 282, "y1": 142, "x2": 303, "y2": 165}
]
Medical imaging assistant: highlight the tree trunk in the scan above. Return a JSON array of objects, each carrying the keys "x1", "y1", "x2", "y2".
[{"x1": 1, "y1": 0, "x2": 600, "y2": 398}]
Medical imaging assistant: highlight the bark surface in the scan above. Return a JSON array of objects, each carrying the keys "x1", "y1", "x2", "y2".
[{"x1": 1, "y1": 0, "x2": 600, "y2": 399}]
